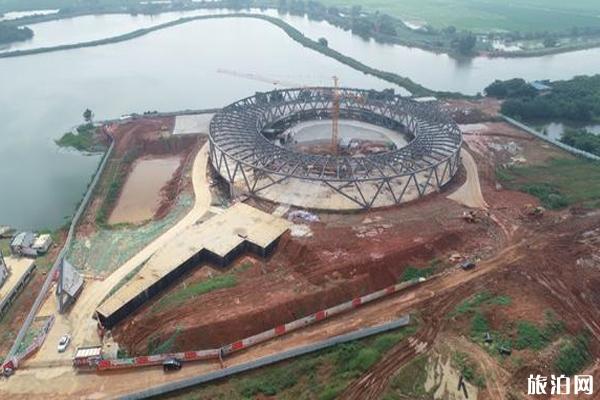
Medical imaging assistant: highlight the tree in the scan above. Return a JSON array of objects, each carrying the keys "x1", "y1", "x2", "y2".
[
  {"x1": 0, "y1": 23, "x2": 34, "y2": 45},
  {"x1": 83, "y1": 108, "x2": 94, "y2": 124},
  {"x1": 543, "y1": 37, "x2": 558, "y2": 48},
  {"x1": 454, "y1": 31, "x2": 477, "y2": 55},
  {"x1": 484, "y1": 79, "x2": 537, "y2": 98},
  {"x1": 351, "y1": 17, "x2": 374, "y2": 38},
  {"x1": 443, "y1": 25, "x2": 457, "y2": 35},
  {"x1": 377, "y1": 14, "x2": 397, "y2": 36}
]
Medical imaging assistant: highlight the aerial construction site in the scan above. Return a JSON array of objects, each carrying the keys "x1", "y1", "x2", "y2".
[{"x1": 1, "y1": 82, "x2": 600, "y2": 400}]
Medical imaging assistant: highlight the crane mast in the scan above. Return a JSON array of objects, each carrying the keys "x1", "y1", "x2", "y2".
[{"x1": 331, "y1": 76, "x2": 340, "y2": 155}]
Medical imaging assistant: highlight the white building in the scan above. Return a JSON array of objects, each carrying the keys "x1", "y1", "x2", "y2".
[{"x1": 32, "y1": 234, "x2": 53, "y2": 254}]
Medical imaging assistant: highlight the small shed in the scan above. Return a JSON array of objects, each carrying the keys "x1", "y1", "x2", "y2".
[
  {"x1": 32, "y1": 234, "x2": 53, "y2": 254},
  {"x1": 10, "y1": 232, "x2": 36, "y2": 257},
  {"x1": 57, "y1": 259, "x2": 84, "y2": 312}
]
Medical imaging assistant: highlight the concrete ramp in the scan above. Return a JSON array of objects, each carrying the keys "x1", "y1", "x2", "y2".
[{"x1": 96, "y1": 203, "x2": 290, "y2": 328}]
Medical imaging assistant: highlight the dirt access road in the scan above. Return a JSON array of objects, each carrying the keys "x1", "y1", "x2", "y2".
[{"x1": 18, "y1": 143, "x2": 212, "y2": 368}]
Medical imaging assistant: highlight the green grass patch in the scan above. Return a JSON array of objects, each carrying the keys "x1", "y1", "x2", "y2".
[
  {"x1": 452, "y1": 351, "x2": 486, "y2": 388},
  {"x1": 56, "y1": 123, "x2": 106, "y2": 152},
  {"x1": 451, "y1": 291, "x2": 511, "y2": 317},
  {"x1": 521, "y1": 183, "x2": 569, "y2": 209},
  {"x1": 554, "y1": 333, "x2": 591, "y2": 376},
  {"x1": 401, "y1": 259, "x2": 445, "y2": 282},
  {"x1": 514, "y1": 321, "x2": 549, "y2": 350},
  {"x1": 401, "y1": 265, "x2": 435, "y2": 282},
  {"x1": 319, "y1": 0, "x2": 600, "y2": 33},
  {"x1": 0, "y1": 239, "x2": 10, "y2": 256},
  {"x1": 470, "y1": 312, "x2": 490, "y2": 338},
  {"x1": 156, "y1": 323, "x2": 417, "y2": 399},
  {"x1": 385, "y1": 355, "x2": 429, "y2": 398},
  {"x1": 237, "y1": 357, "x2": 318, "y2": 397},
  {"x1": 152, "y1": 274, "x2": 237, "y2": 313},
  {"x1": 497, "y1": 159, "x2": 600, "y2": 209}
]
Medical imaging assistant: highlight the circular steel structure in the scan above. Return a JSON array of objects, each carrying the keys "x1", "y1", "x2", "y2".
[{"x1": 209, "y1": 88, "x2": 462, "y2": 210}]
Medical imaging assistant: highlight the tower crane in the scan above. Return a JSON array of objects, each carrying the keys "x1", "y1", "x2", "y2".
[{"x1": 217, "y1": 69, "x2": 365, "y2": 155}]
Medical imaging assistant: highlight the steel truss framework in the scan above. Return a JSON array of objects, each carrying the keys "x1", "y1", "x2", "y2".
[{"x1": 209, "y1": 88, "x2": 463, "y2": 209}]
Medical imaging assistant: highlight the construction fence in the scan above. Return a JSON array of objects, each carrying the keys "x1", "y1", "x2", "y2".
[{"x1": 96, "y1": 277, "x2": 425, "y2": 371}]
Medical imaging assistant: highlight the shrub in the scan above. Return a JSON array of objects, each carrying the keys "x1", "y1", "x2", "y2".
[
  {"x1": 521, "y1": 183, "x2": 569, "y2": 209},
  {"x1": 514, "y1": 321, "x2": 548, "y2": 350}
]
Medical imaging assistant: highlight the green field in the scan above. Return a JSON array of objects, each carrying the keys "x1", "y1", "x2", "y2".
[
  {"x1": 319, "y1": 0, "x2": 600, "y2": 32},
  {"x1": 497, "y1": 158, "x2": 600, "y2": 209},
  {"x1": 3, "y1": 0, "x2": 600, "y2": 33}
]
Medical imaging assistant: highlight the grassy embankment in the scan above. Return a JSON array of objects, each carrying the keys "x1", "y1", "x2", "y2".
[
  {"x1": 497, "y1": 158, "x2": 600, "y2": 209},
  {"x1": 160, "y1": 322, "x2": 417, "y2": 399}
]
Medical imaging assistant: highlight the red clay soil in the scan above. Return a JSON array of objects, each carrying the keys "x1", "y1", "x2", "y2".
[
  {"x1": 107, "y1": 117, "x2": 175, "y2": 157},
  {"x1": 341, "y1": 209, "x2": 600, "y2": 400},
  {"x1": 111, "y1": 114, "x2": 600, "y2": 400},
  {"x1": 113, "y1": 191, "x2": 504, "y2": 354}
]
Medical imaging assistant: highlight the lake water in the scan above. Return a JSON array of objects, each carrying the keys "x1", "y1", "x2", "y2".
[
  {"x1": 4, "y1": 9, "x2": 600, "y2": 94},
  {"x1": 0, "y1": 17, "x2": 397, "y2": 230},
  {"x1": 538, "y1": 122, "x2": 600, "y2": 141},
  {"x1": 0, "y1": 9, "x2": 232, "y2": 52},
  {"x1": 2, "y1": 9, "x2": 600, "y2": 230}
]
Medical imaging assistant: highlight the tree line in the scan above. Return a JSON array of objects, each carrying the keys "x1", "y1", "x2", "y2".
[
  {"x1": 0, "y1": 23, "x2": 33, "y2": 45},
  {"x1": 486, "y1": 76, "x2": 600, "y2": 122},
  {"x1": 560, "y1": 129, "x2": 600, "y2": 157},
  {"x1": 275, "y1": 0, "x2": 478, "y2": 55}
]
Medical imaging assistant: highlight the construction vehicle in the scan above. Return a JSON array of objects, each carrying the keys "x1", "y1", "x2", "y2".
[
  {"x1": 462, "y1": 210, "x2": 479, "y2": 223},
  {"x1": 460, "y1": 260, "x2": 477, "y2": 270},
  {"x1": 524, "y1": 204, "x2": 545, "y2": 218}
]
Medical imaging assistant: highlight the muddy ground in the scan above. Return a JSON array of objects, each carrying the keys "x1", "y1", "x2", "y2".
[
  {"x1": 109, "y1": 116, "x2": 600, "y2": 399},
  {"x1": 112, "y1": 118, "x2": 561, "y2": 355}
]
